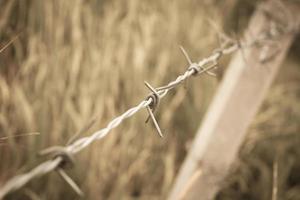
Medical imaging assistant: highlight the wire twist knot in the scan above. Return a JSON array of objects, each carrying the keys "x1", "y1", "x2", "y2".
[
  {"x1": 146, "y1": 91, "x2": 160, "y2": 111},
  {"x1": 187, "y1": 63, "x2": 200, "y2": 76},
  {"x1": 40, "y1": 146, "x2": 74, "y2": 168}
]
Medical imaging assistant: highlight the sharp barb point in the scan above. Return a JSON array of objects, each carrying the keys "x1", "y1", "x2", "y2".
[
  {"x1": 179, "y1": 46, "x2": 192, "y2": 65},
  {"x1": 57, "y1": 169, "x2": 84, "y2": 197},
  {"x1": 146, "y1": 106, "x2": 163, "y2": 138}
]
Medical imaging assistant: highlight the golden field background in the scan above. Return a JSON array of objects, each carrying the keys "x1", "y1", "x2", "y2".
[{"x1": 0, "y1": 0, "x2": 300, "y2": 199}]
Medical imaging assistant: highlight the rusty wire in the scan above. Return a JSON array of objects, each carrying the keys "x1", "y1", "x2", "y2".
[{"x1": 0, "y1": 4, "x2": 299, "y2": 199}]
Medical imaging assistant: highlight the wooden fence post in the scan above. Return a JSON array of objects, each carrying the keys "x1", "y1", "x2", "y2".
[{"x1": 168, "y1": 1, "x2": 300, "y2": 200}]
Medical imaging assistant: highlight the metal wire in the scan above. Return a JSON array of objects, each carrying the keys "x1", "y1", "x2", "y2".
[
  {"x1": 0, "y1": 5, "x2": 299, "y2": 199},
  {"x1": 0, "y1": 158, "x2": 62, "y2": 198}
]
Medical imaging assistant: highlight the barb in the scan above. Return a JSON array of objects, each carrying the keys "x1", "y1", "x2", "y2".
[
  {"x1": 57, "y1": 169, "x2": 83, "y2": 197},
  {"x1": 180, "y1": 46, "x2": 217, "y2": 77},
  {"x1": 39, "y1": 146, "x2": 83, "y2": 196},
  {"x1": 0, "y1": 6, "x2": 299, "y2": 199},
  {"x1": 144, "y1": 81, "x2": 163, "y2": 137}
]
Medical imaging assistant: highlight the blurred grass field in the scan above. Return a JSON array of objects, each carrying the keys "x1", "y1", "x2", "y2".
[{"x1": 0, "y1": 0, "x2": 299, "y2": 199}]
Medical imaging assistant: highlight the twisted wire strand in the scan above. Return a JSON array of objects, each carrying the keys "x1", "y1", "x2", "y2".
[
  {"x1": 0, "y1": 158, "x2": 62, "y2": 198},
  {"x1": 0, "y1": 9, "x2": 299, "y2": 199},
  {"x1": 67, "y1": 99, "x2": 152, "y2": 154}
]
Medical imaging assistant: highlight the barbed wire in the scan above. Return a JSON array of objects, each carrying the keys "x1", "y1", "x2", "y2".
[{"x1": 0, "y1": 3, "x2": 299, "y2": 199}]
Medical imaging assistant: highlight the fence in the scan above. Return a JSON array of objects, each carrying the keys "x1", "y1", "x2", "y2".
[{"x1": 0, "y1": 1, "x2": 299, "y2": 199}]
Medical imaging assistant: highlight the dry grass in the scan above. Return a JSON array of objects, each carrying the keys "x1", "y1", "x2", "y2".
[
  {"x1": 1, "y1": 0, "x2": 299, "y2": 200},
  {"x1": 0, "y1": 0, "x2": 220, "y2": 199}
]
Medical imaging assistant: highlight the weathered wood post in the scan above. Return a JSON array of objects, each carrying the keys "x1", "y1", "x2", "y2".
[{"x1": 168, "y1": 1, "x2": 300, "y2": 200}]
